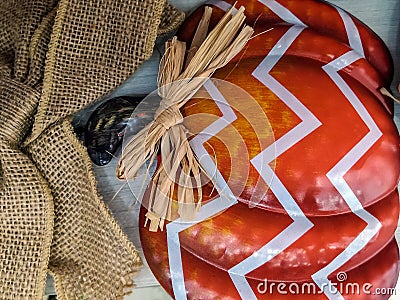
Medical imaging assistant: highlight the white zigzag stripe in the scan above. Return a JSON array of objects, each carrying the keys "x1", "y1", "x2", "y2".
[
  {"x1": 259, "y1": 0, "x2": 306, "y2": 26},
  {"x1": 311, "y1": 50, "x2": 382, "y2": 299},
  {"x1": 206, "y1": 0, "x2": 237, "y2": 14},
  {"x1": 335, "y1": 7, "x2": 365, "y2": 57},
  {"x1": 166, "y1": 2, "x2": 379, "y2": 300},
  {"x1": 310, "y1": 7, "x2": 382, "y2": 299},
  {"x1": 167, "y1": 79, "x2": 238, "y2": 300},
  {"x1": 227, "y1": 23, "x2": 320, "y2": 298}
]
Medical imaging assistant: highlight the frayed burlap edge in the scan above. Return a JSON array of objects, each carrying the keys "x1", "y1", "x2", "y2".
[
  {"x1": 26, "y1": 0, "x2": 179, "y2": 145},
  {"x1": 158, "y1": 2, "x2": 186, "y2": 36},
  {"x1": 20, "y1": 87, "x2": 55, "y2": 300},
  {"x1": 15, "y1": 0, "x2": 183, "y2": 296},
  {"x1": 23, "y1": 0, "x2": 67, "y2": 145},
  {"x1": 57, "y1": 118, "x2": 142, "y2": 299},
  {"x1": 0, "y1": 140, "x2": 55, "y2": 300},
  {"x1": 0, "y1": 78, "x2": 55, "y2": 300},
  {"x1": 30, "y1": 154, "x2": 55, "y2": 300},
  {"x1": 29, "y1": 7, "x2": 57, "y2": 66}
]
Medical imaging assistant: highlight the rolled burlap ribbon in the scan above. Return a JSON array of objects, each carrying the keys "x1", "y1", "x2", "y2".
[{"x1": 0, "y1": 0, "x2": 184, "y2": 299}]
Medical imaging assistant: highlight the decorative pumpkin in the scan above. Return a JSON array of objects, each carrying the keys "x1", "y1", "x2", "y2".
[{"x1": 139, "y1": 0, "x2": 400, "y2": 299}]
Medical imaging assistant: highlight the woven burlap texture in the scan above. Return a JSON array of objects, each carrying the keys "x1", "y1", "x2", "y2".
[{"x1": 0, "y1": 0, "x2": 183, "y2": 299}]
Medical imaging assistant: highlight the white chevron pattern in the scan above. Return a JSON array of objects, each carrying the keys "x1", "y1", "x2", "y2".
[
  {"x1": 259, "y1": 0, "x2": 305, "y2": 26},
  {"x1": 165, "y1": 2, "x2": 382, "y2": 299},
  {"x1": 227, "y1": 10, "x2": 320, "y2": 300},
  {"x1": 166, "y1": 79, "x2": 239, "y2": 300},
  {"x1": 206, "y1": 0, "x2": 236, "y2": 13},
  {"x1": 335, "y1": 6, "x2": 365, "y2": 57},
  {"x1": 311, "y1": 52, "x2": 382, "y2": 299},
  {"x1": 302, "y1": 7, "x2": 383, "y2": 299}
]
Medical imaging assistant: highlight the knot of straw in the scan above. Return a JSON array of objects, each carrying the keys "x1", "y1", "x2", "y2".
[
  {"x1": 153, "y1": 105, "x2": 183, "y2": 130},
  {"x1": 117, "y1": 4, "x2": 254, "y2": 232}
]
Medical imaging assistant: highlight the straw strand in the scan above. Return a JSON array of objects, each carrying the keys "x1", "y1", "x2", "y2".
[{"x1": 117, "y1": 4, "x2": 253, "y2": 231}]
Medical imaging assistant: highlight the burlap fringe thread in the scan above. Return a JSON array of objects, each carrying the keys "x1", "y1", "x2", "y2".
[
  {"x1": 0, "y1": 0, "x2": 184, "y2": 299},
  {"x1": 117, "y1": 5, "x2": 254, "y2": 232}
]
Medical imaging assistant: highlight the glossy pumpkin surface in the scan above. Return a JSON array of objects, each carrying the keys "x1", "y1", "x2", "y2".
[
  {"x1": 178, "y1": 0, "x2": 393, "y2": 87},
  {"x1": 140, "y1": 215, "x2": 399, "y2": 300},
  {"x1": 180, "y1": 27, "x2": 400, "y2": 216},
  {"x1": 140, "y1": 0, "x2": 400, "y2": 299}
]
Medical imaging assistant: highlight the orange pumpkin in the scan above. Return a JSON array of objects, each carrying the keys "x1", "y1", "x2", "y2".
[{"x1": 139, "y1": 0, "x2": 400, "y2": 299}]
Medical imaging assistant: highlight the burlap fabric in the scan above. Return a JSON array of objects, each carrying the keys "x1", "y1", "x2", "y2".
[{"x1": 0, "y1": 0, "x2": 184, "y2": 299}]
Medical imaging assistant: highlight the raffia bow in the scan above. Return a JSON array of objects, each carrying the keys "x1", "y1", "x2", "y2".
[{"x1": 116, "y1": 5, "x2": 254, "y2": 231}]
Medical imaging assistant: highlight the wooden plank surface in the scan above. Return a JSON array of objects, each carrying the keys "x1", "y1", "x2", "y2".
[{"x1": 48, "y1": 0, "x2": 400, "y2": 298}]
